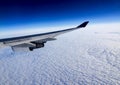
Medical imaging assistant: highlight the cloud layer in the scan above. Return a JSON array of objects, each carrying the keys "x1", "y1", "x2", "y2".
[{"x1": 0, "y1": 23, "x2": 120, "y2": 85}]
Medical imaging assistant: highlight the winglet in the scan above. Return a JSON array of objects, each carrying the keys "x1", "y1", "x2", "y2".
[{"x1": 76, "y1": 21, "x2": 89, "y2": 28}]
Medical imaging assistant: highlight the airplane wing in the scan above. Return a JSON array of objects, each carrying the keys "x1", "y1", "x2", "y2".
[{"x1": 0, "y1": 21, "x2": 89, "y2": 52}]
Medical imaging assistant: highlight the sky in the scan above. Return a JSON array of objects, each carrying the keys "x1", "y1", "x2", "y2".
[{"x1": 0, "y1": 0, "x2": 120, "y2": 30}]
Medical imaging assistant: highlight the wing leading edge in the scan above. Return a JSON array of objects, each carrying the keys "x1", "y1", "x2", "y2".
[{"x1": 0, "y1": 21, "x2": 89, "y2": 51}]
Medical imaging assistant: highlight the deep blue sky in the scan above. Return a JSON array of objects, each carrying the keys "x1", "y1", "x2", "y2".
[{"x1": 0, "y1": 0, "x2": 120, "y2": 30}]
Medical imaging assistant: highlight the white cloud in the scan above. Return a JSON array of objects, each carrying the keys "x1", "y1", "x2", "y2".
[{"x1": 0, "y1": 23, "x2": 120, "y2": 85}]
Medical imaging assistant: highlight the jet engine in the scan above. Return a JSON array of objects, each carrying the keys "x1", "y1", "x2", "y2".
[
  {"x1": 11, "y1": 42, "x2": 46, "y2": 52},
  {"x1": 29, "y1": 42, "x2": 45, "y2": 51}
]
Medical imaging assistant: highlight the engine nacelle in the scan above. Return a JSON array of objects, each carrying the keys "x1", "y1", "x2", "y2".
[
  {"x1": 11, "y1": 43, "x2": 45, "y2": 52},
  {"x1": 29, "y1": 43, "x2": 45, "y2": 51}
]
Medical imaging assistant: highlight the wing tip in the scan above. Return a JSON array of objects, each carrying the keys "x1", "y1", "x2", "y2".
[{"x1": 76, "y1": 21, "x2": 89, "y2": 28}]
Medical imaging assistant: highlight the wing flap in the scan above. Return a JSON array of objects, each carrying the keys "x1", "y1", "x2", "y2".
[
  {"x1": 31, "y1": 38, "x2": 56, "y2": 43},
  {"x1": 11, "y1": 43, "x2": 35, "y2": 52}
]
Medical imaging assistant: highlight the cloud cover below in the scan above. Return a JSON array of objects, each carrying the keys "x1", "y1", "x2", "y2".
[{"x1": 0, "y1": 23, "x2": 120, "y2": 84}]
